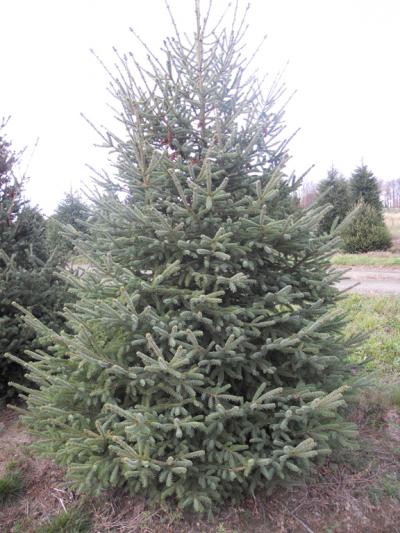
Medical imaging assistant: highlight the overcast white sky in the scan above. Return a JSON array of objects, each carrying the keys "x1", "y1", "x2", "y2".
[{"x1": 1, "y1": 0, "x2": 399, "y2": 214}]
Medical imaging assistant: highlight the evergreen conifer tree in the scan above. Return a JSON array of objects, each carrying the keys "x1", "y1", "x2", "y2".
[
  {"x1": 349, "y1": 164, "x2": 383, "y2": 213},
  {"x1": 0, "y1": 118, "x2": 25, "y2": 253},
  {"x1": 344, "y1": 164, "x2": 391, "y2": 252},
  {"x1": 47, "y1": 191, "x2": 90, "y2": 261},
  {"x1": 10, "y1": 3, "x2": 360, "y2": 511},
  {"x1": 0, "y1": 120, "x2": 70, "y2": 401},
  {"x1": 342, "y1": 201, "x2": 391, "y2": 253},
  {"x1": 315, "y1": 167, "x2": 350, "y2": 234}
]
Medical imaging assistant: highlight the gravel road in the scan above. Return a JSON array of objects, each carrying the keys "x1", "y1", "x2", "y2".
[{"x1": 336, "y1": 267, "x2": 400, "y2": 295}]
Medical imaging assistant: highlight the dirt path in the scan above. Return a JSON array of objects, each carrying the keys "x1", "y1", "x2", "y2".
[{"x1": 337, "y1": 267, "x2": 400, "y2": 294}]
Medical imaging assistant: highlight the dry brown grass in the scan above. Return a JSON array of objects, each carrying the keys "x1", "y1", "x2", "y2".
[
  {"x1": 385, "y1": 210, "x2": 400, "y2": 234},
  {"x1": 0, "y1": 409, "x2": 75, "y2": 532},
  {"x1": 385, "y1": 210, "x2": 400, "y2": 251},
  {"x1": 1, "y1": 400, "x2": 399, "y2": 533}
]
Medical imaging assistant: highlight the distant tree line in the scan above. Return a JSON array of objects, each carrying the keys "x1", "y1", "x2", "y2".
[
  {"x1": 381, "y1": 179, "x2": 400, "y2": 209},
  {"x1": 300, "y1": 171, "x2": 400, "y2": 210}
]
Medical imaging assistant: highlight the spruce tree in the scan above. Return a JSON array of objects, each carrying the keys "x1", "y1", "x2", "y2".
[
  {"x1": 349, "y1": 164, "x2": 383, "y2": 213},
  {"x1": 0, "y1": 121, "x2": 69, "y2": 401},
  {"x1": 345, "y1": 164, "x2": 391, "y2": 252},
  {"x1": 315, "y1": 167, "x2": 350, "y2": 234},
  {"x1": 11, "y1": 2, "x2": 360, "y2": 511},
  {"x1": 342, "y1": 201, "x2": 391, "y2": 253},
  {"x1": 47, "y1": 191, "x2": 90, "y2": 261},
  {"x1": 0, "y1": 118, "x2": 25, "y2": 255}
]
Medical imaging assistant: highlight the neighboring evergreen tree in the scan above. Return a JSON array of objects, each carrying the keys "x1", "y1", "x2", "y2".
[
  {"x1": 344, "y1": 164, "x2": 391, "y2": 252},
  {"x1": 0, "y1": 120, "x2": 70, "y2": 401},
  {"x1": 315, "y1": 167, "x2": 351, "y2": 234},
  {"x1": 349, "y1": 164, "x2": 383, "y2": 213},
  {"x1": 47, "y1": 191, "x2": 90, "y2": 260},
  {"x1": 342, "y1": 201, "x2": 391, "y2": 253},
  {"x1": 11, "y1": 3, "x2": 360, "y2": 512},
  {"x1": 0, "y1": 118, "x2": 25, "y2": 254}
]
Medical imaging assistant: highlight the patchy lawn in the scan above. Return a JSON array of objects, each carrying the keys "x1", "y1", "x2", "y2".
[
  {"x1": 331, "y1": 253, "x2": 400, "y2": 268},
  {"x1": 339, "y1": 294, "x2": 400, "y2": 371}
]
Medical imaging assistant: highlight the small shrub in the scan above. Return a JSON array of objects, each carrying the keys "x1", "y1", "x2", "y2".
[
  {"x1": 0, "y1": 467, "x2": 24, "y2": 505},
  {"x1": 10, "y1": 517, "x2": 34, "y2": 533},
  {"x1": 342, "y1": 203, "x2": 392, "y2": 253},
  {"x1": 368, "y1": 472, "x2": 400, "y2": 504},
  {"x1": 36, "y1": 506, "x2": 91, "y2": 533}
]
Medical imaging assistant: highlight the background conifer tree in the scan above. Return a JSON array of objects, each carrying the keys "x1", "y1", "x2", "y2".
[
  {"x1": 47, "y1": 190, "x2": 90, "y2": 261},
  {"x1": 342, "y1": 201, "x2": 391, "y2": 253},
  {"x1": 11, "y1": 2, "x2": 360, "y2": 511},
  {"x1": 344, "y1": 163, "x2": 391, "y2": 252},
  {"x1": 315, "y1": 167, "x2": 351, "y2": 234},
  {"x1": 0, "y1": 120, "x2": 70, "y2": 401},
  {"x1": 349, "y1": 164, "x2": 382, "y2": 213}
]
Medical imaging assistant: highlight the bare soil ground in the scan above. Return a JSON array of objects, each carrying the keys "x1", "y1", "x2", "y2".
[
  {"x1": 0, "y1": 409, "x2": 69, "y2": 530},
  {"x1": 1, "y1": 403, "x2": 400, "y2": 533}
]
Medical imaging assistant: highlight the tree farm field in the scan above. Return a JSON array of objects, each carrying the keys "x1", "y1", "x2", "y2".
[{"x1": 1, "y1": 1, "x2": 400, "y2": 530}]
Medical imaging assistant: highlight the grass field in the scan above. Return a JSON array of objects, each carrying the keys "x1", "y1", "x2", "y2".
[
  {"x1": 339, "y1": 294, "x2": 400, "y2": 370},
  {"x1": 331, "y1": 253, "x2": 400, "y2": 267}
]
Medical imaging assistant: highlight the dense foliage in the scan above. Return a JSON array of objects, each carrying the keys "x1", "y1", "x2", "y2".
[
  {"x1": 342, "y1": 201, "x2": 391, "y2": 253},
  {"x1": 314, "y1": 162, "x2": 392, "y2": 252},
  {"x1": 349, "y1": 164, "x2": 382, "y2": 213},
  {"x1": 13, "y1": 3, "x2": 360, "y2": 512},
  {"x1": 0, "y1": 120, "x2": 70, "y2": 401},
  {"x1": 315, "y1": 167, "x2": 351, "y2": 234},
  {"x1": 47, "y1": 191, "x2": 90, "y2": 261},
  {"x1": 342, "y1": 165, "x2": 391, "y2": 252}
]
